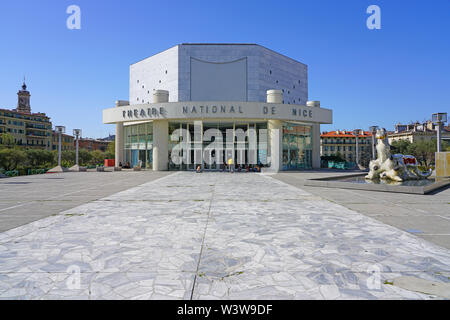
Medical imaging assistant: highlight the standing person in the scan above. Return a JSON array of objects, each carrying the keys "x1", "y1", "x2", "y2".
[{"x1": 227, "y1": 157, "x2": 233, "y2": 173}]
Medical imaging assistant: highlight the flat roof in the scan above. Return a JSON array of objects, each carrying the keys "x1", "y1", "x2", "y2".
[{"x1": 131, "y1": 43, "x2": 307, "y2": 67}]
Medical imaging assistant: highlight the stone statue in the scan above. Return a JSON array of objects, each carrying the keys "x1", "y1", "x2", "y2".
[{"x1": 365, "y1": 128, "x2": 432, "y2": 182}]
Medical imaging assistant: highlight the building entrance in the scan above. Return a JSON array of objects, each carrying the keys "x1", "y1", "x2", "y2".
[{"x1": 168, "y1": 121, "x2": 268, "y2": 171}]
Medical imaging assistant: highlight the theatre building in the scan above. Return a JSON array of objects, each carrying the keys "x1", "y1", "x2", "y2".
[{"x1": 102, "y1": 44, "x2": 333, "y2": 171}]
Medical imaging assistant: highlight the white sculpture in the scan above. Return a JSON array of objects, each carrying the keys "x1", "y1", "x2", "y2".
[{"x1": 365, "y1": 128, "x2": 432, "y2": 182}]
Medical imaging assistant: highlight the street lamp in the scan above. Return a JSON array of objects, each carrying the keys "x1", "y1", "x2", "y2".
[
  {"x1": 353, "y1": 129, "x2": 361, "y2": 168},
  {"x1": 55, "y1": 126, "x2": 66, "y2": 167},
  {"x1": 369, "y1": 126, "x2": 379, "y2": 160},
  {"x1": 432, "y1": 113, "x2": 447, "y2": 153},
  {"x1": 73, "y1": 129, "x2": 82, "y2": 166}
]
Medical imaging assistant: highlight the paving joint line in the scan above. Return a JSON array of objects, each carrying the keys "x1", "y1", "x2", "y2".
[{"x1": 190, "y1": 180, "x2": 216, "y2": 300}]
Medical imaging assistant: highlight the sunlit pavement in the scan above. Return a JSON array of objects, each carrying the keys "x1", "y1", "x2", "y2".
[{"x1": 0, "y1": 172, "x2": 449, "y2": 299}]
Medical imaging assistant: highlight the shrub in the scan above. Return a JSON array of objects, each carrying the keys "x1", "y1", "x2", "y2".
[
  {"x1": 0, "y1": 148, "x2": 27, "y2": 171},
  {"x1": 89, "y1": 150, "x2": 105, "y2": 166},
  {"x1": 25, "y1": 149, "x2": 54, "y2": 168}
]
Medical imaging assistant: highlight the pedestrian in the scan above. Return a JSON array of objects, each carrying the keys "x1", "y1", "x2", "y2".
[{"x1": 227, "y1": 157, "x2": 233, "y2": 173}]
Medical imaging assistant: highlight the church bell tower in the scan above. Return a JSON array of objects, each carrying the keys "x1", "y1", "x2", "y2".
[{"x1": 16, "y1": 80, "x2": 31, "y2": 114}]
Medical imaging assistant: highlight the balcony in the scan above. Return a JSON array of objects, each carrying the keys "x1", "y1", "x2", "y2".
[
  {"x1": 25, "y1": 124, "x2": 48, "y2": 130},
  {"x1": 26, "y1": 133, "x2": 48, "y2": 138}
]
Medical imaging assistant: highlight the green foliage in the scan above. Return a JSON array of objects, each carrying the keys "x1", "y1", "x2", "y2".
[
  {"x1": 61, "y1": 150, "x2": 76, "y2": 167},
  {"x1": 390, "y1": 140, "x2": 411, "y2": 155},
  {"x1": 442, "y1": 140, "x2": 450, "y2": 152},
  {"x1": 0, "y1": 148, "x2": 27, "y2": 171},
  {"x1": 0, "y1": 145, "x2": 113, "y2": 173},
  {"x1": 407, "y1": 139, "x2": 436, "y2": 167},
  {"x1": 321, "y1": 153, "x2": 346, "y2": 163},
  {"x1": 25, "y1": 149, "x2": 54, "y2": 168},
  {"x1": 390, "y1": 138, "x2": 449, "y2": 168},
  {"x1": 78, "y1": 149, "x2": 92, "y2": 166},
  {"x1": 105, "y1": 141, "x2": 115, "y2": 160},
  {"x1": 0, "y1": 133, "x2": 16, "y2": 148},
  {"x1": 89, "y1": 150, "x2": 105, "y2": 166}
]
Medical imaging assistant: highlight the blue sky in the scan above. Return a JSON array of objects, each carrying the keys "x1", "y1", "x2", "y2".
[{"x1": 0, "y1": 0, "x2": 449, "y2": 138}]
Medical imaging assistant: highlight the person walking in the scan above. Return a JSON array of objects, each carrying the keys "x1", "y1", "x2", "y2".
[{"x1": 227, "y1": 157, "x2": 234, "y2": 173}]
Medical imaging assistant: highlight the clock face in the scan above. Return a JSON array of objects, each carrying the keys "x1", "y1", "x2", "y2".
[{"x1": 19, "y1": 97, "x2": 28, "y2": 106}]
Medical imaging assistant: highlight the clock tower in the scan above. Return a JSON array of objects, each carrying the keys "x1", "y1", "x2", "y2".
[{"x1": 16, "y1": 80, "x2": 31, "y2": 114}]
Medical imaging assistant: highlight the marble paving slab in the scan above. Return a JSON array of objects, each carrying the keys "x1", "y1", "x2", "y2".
[{"x1": 0, "y1": 172, "x2": 449, "y2": 299}]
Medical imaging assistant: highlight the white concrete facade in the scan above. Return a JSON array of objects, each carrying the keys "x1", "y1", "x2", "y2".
[
  {"x1": 130, "y1": 44, "x2": 308, "y2": 105},
  {"x1": 106, "y1": 44, "x2": 332, "y2": 172}
]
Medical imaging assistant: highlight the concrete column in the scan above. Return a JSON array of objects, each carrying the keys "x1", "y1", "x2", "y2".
[
  {"x1": 152, "y1": 120, "x2": 169, "y2": 171},
  {"x1": 307, "y1": 101, "x2": 321, "y2": 169},
  {"x1": 115, "y1": 100, "x2": 128, "y2": 167},
  {"x1": 437, "y1": 122, "x2": 442, "y2": 153},
  {"x1": 311, "y1": 124, "x2": 321, "y2": 169},
  {"x1": 115, "y1": 123, "x2": 123, "y2": 166},
  {"x1": 58, "y1": 132, "x2": 62, "y2": 166},
  {"x1": 266, "y1": 90, "x2": 284, "y2": 172},
  {"x1": 268, "y1": 120, "x2": 283, "y2": 172},
  {"x1": 152, "y1": 90, "x2": 169, "y2": 171},
  {"x1": 75, "y1": 138, "x2": 79, "y2": 165}
]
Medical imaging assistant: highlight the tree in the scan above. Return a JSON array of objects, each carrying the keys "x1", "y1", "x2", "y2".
[
  {"x1": 333, "y1": 152, "x2": 346, "y2": 162},
  {"x1": 25, "y1": 149, "x2": 54, "y2": 168},
  {"x1": 390, "y1": 140, "x2": 411, "y2": 155},
  {"x1": 89, "y1": 150, "x2": 105, "y2": 166},
  {"x1": 407, "y1": 139, "x2": 436, "y2": 167},
  {"x1": 0, "y1": 148, "x2": 27, "y2": 171},
  {"x1": 321, "y1": 153, "x2": 345, "y2": 163},
  {"x1": 105, "y1": 141, "x2": 115, "y2": 160},
  {"x1": 0, "y1": 133, "x2": 16, "y2": 148},
  {"x1": 61, "y1": 150, "x2": 76, "y2": 166},
  {"x1": 78, "y1": 149, "x2": 92, "y2": 166}
]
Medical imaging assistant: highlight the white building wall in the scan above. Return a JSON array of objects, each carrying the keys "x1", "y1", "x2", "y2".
[
  {"x1": 129, "y1": 44, "x2": 308, "y2": 104},
  {"x1": 130, "y1": 45, "x2": 179, "y2": 104},
  {"x1": 258, "y1": 46, "x2": 308, "y2": 105}
]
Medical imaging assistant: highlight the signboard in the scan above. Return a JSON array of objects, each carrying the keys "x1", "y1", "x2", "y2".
[{"x1": 103, "y1": 101, "x2": 333, "y2": 125}]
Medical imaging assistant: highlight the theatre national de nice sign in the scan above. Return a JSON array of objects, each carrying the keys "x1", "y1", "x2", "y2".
[{"x1": 102, "y1": 101, "x2": 332, "y2": 124}]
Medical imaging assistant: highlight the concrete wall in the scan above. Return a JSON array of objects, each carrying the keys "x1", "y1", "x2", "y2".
[
  {"x1": 130, "y1": 45, "x2": 179, "y2": 104},
  {"x1": 130, "y1": 44, "x2": 308, "y2": 104}
]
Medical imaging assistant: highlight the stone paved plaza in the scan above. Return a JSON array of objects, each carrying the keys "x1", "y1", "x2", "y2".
[{"x1": 0, "y1": 172, "x2": 449, "y2": 299}]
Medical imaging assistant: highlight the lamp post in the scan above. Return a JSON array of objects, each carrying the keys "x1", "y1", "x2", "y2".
[
  {"x1": 432, "y1": 113, "x2": 447, "y2": 153},
  {"x1": 73, "y1": 129, "x2": 82, "y2": 166},
  {"x1": 55, "y1": 126, "x2": 66, "y2": 167},
  {"x1": 369, "y1": 126, "x2": 379, "y2": 160},
  {"x1": 353, "y1": 129, "x2": 360, "y2": 167}
]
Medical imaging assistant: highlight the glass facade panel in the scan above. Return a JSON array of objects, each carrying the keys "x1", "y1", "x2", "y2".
[
  {"x1": 282, "y1": 122, "x2": 312, "y2": 170},
  {"x1": 123, "y1": 122, "x2": 153, "y2": 168},
  {"x1": 121, "y1": 120, "x2": 314, "y2": 171},
  {"x1": 167, "y1": 121, "x2": 268, "y2": 171}
]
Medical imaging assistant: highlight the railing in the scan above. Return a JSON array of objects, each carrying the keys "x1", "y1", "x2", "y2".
[
  {"x1": 3, "y1": 170, "x2": 19, "y2": 177},
  {"x1": 25, "y1": 124, "x2": 48, "y2": 130},
  {"x1": 26, "y1": 133, "x2": 48, "y2": 138},
  {"x1": 27, "y1": 168, "x2": 48, "y2": 175}
]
